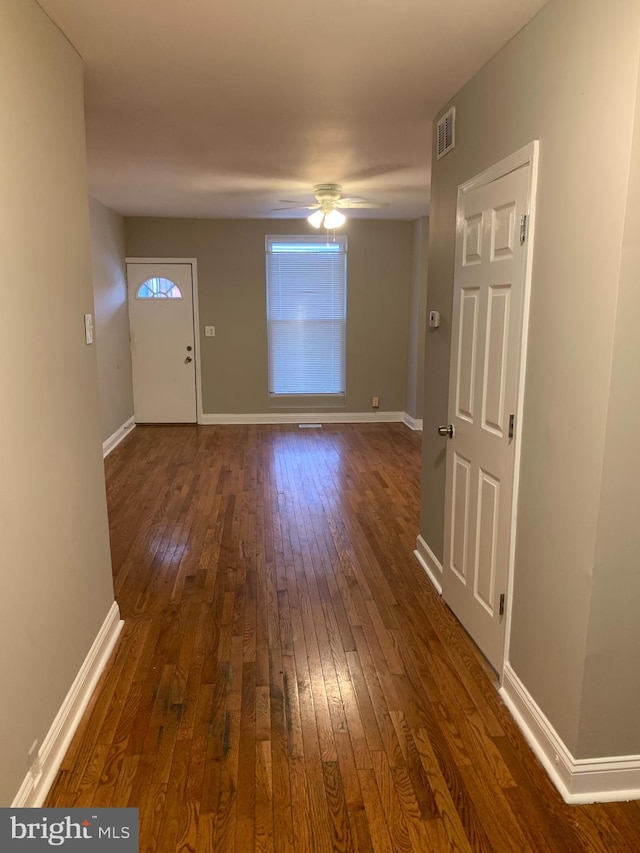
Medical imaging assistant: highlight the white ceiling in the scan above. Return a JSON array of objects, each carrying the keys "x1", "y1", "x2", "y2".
[{"x1": 38, "y1": 0, "x2": 547, "y2": 220}]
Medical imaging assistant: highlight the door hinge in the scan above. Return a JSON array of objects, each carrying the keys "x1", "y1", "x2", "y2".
[
  {"x1": 508, "y1": 414, "x2": 515, "y2": 439},
  {"x1": 499, "y1": 593, "x2": 505, "y2": 616},
  {"x1": 520, "y1": 214, "x2": 528, "y2": 245}
]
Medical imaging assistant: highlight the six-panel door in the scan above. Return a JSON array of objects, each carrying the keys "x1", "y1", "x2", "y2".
[{"x1": 443, "y1": 165, "x2": 530, "y2": 671}]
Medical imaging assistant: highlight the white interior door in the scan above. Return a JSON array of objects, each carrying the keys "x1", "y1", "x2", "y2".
[
  {"x1": 442, "y1": 162, "x2": 532, "y2": 672},
  {"x1": 127, "y1": 262, "x2": 197, "y2": 423}
]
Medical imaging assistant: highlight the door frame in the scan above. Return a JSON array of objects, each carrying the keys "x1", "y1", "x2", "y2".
[
  {"x1": 126, "y1": 257, "x2": 203, "y2": 424},
  {"x1": 452, "y1": 141, "x2": 539, "y2": 677}
]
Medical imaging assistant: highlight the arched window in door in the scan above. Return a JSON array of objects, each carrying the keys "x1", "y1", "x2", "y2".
[{"x1": 136, "y1": 277, "x2": 183, "y2": 299}]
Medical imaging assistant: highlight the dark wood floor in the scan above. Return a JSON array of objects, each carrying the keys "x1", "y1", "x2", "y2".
[{"x1": 47, "y1": 424, "x2": 640, "y2": 851}]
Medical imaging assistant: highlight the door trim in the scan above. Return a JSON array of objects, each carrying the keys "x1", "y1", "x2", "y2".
[
  {"x1": 456, "y1": 141, "x2": 540, "y2": 677},
  {"x1": 126, "y1": 257, "x2": 203, "y2": 425}
]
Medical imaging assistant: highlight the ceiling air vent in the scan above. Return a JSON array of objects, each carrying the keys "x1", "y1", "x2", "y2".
[{"x1": 436, "y1": 106, "x2": 456, "y2": 160}]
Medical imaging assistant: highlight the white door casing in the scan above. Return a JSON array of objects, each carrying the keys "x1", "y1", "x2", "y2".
[
  {"x1": 127, "y1": 261, "x2": 197, "y2": 423},
  {"x1": 442, "y1": 145, "x2": 538, "y2": 673}
]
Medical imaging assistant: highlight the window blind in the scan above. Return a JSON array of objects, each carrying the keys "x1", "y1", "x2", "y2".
[{"x1": 266, "y1": 236, "x2": 347, "y2": 396}]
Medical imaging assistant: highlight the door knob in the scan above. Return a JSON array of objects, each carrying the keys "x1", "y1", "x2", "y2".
[
  {"x1": 437, "y1": 423, "x2": 454, "y2": 438},
  {"x1": 185, "y1": 356, "x2": 193, "y2": 363}
]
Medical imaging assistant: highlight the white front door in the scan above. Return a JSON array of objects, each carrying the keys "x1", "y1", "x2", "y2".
[
  {"x1": 127, "y1": 262, "x2": 197, "y2": 423},
  {"x1": 442, "y1": 161, "x2": 533, "y2": 672}
]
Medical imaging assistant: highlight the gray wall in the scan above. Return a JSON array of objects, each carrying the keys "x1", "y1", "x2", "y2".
[
  {"x1": 405, "y1": 217, "x2": 429, "y2": 421},
  {"x1": 125, "y1": 218, "x2": 413, "y2": 415},
  {"x1": 0, "y1": 0, "x2": 116, "y2": 804},
  {"x1": 90, "y1": 198, "x2": 134, "y2": 441},
  {"x1": 422, "y1": 0, "x2": 640, "y2": 757},
  {"x1": 578, "y1": 55, "x2": 640, "y2": 759}
]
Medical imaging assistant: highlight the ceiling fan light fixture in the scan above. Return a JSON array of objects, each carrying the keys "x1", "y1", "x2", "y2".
[
  {"x1": 323, "y1": 209, "x2": 346, "y2": 229},
  {"x1": 307, "y1": 209, "x2": 325, "y2": 228}
]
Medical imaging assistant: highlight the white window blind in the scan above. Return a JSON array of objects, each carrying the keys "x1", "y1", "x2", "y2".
[{"x1": 266, "y1": 236, "x2": 347, "y2": 397}]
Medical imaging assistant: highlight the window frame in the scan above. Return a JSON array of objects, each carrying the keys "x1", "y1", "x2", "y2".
[{"x1": 265, "y1": 235, "x2": 347, "y2": 407}]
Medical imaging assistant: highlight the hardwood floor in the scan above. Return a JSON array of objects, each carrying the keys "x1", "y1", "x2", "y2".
[{"x1": 47, "y1": 423, "x2": 640, "y2": 851}]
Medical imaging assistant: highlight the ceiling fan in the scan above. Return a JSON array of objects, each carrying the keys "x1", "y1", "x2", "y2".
[{"x1": 273, "y1": 183, "x2": 388, "y2": 228}]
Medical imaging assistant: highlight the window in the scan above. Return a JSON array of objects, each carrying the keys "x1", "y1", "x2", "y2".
[
  {"x1": 136, "y1": 277, "x2": 183, "y2": 299},
  {"x1": 266, "y1": 236, "x2": 347, "y2": 401}
]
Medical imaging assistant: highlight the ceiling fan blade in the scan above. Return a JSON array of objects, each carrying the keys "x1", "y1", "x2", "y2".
[
  {"x1": 271, "y1": 204, "x2": 319, "y2": 211},
  {"x1": 335, "y1": 196, "x2": 369, "y2": 204},
  {"x1": 338, "y1": 201, "x2": 389, "y2": 209}
]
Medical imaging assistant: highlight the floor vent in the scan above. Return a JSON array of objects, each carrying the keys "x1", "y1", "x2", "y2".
[{"x1": 436, "y1": 106, "x2": 456, "y2": 160}]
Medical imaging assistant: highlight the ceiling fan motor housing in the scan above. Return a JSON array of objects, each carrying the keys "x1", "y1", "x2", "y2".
[{"x1": 313, "y1": 183, "x2": 343, "y2": 205}]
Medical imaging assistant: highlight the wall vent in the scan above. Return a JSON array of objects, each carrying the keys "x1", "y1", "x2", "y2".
[{"x1": 436, "y1": 106, "x2": 456, "y2": 160}]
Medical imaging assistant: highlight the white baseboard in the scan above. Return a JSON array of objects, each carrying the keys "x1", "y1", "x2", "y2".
[
  {"x1": 414, "y1": 535, "x2": 443, "y2": 594},
  {"x1": 200, "y1": 411, "x2": 406, "y2": 425},
  {"x1": 102, "y1": 415, "x2": 136, "y2": 458},
  {"x1": 12, "y1": 602, "x2": 124, "y2": 808},
  {"x1": 403, "y1": 413, "x2": 423, "y2": 431},
  {"x1": 500, "y1": 663, "x2": 640, "y2": 804}
]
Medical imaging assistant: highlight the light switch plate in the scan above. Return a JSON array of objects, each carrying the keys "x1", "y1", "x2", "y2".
[
  {"x1": 428, "y1": 310, "x2": 440, "y2": 329},
  {"x1": 84, "y1": 313, "x2": 94, "y2": 344}
]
